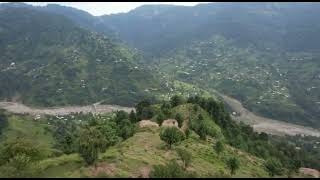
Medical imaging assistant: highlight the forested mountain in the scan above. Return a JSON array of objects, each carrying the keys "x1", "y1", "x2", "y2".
[
  {"x1": 0, "y1": 6, "x2": 165, "y2": 106},
  {"x1": 0, "y1": 2, "x2": 319, "y2": 178},
  {"x1": 102, "y1": 2, "x2": 320, "y2": 56},
  {"x1": 100, "y1": 2, "x2": 320, "y2": 128},
  {"x1": 0, "y1": 2, "x2": 319, "y2": 127}
]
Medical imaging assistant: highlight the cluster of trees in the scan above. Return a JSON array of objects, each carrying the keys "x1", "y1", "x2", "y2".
[
  {"x1": 185, "y1": 95, "x2": 305, "y2": 176},
  {"x1": 51, "y1": 111, "x2": 137, "y2": 165},
  {"x1": 0, "y1": 137, "x2": 44, "y2": 178},
  {"x1": 148, "y1": 95, "x2": 318, "y2": 177}
]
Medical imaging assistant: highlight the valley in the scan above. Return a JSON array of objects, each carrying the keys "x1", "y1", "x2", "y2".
[
  {"x1": 0, "y1": 101, "x2": 133, "y2": 116},
  {"x1": 1, "y1": 92, "x2": 319, "y2": 138},
  {"x1": 219, "y1": 94, "x2": 320, "y2": 137},
  {"x1": 0, "y1": 2, "x2": 320, "y2": 178}
]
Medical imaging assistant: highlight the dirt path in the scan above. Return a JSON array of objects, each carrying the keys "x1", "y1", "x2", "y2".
[
  {"x1": 0, "y1": 101, "x2": 134, "y2": 116},
  {"x1": 218, "y1": 93, "x2": 320, "y2": 137}
]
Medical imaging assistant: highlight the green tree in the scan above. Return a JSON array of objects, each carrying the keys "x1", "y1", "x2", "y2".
[
  {"x1": 176, "y1": 148, "x2": 192, "y2": 169},
  {"x1": 115, "y1": 110, "x2": 129, "y2": 123},
  {"x1": 156, "y1": 112, "x2": 166, "y2": 125},
  {"x1": 197, "y1": 121, "x2": 208, "y2": 140},
  {"x1": 141, "y1": 107, "x2": 154, "y2": 120},
  {"x1": 0, "y1": 137, "x2": 42, "y2": 178},
  {"x1": 264, "y1": 158, "x2": 283, "y2": 177},
  {"x1": 175, "y1": 113, "x2": 184, "y2": 128},
  {"x1": 214, "y1": 140, "x2": 224, "y2": 155},
  {"x1": 118, "y1": 119, "x2": 135, "y2": 140},
  {"x1": 160, "y1": 127, "x2": 185, "y2": 149},
  {"x1": 129, "y1": 110, "x2": 137, "y2": 123},
  {"x1": 79, "y1": 126, "x2": 105, "y2": 165},
  {"x1": 170, "y1": 95, "x2": 184, "y2": 107},
  {"x1": 135, "y1": 100, "x2": 151, "y2": 120},
  {"x1": 161, "y1": 102, "x2": 171, "y2": 117},
  {"x1": 226, "y1": 156, "x2": 240, "y2": 176},
  {"x1": 0, "y1": 137, "x2": 43, "y2": 163},
  {"x1": 97, "y1": 121, "x2": 120, "y2": 152}
]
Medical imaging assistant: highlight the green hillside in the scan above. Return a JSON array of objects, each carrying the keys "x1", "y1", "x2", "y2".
[
  {"x1": 0, "y1": 7, "x2": 165, "y2": 107},
  {"x1": 153, "y1": 35, "x2": 319, "y2": 128},
  {"x1": 1, "y1": 96, "x2": 318, "y2": 178}
]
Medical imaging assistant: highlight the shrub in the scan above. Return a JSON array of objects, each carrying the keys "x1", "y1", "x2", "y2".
[
  {"x1": 176, "y1": 148, "x2": 192, "y2": 168},
  {"x1": 160, "y1": 127, "x2": 185, "y2": 149},
  {"x1": 226, "y1": 156, "x2": 240, "y2": 176},
  {"x1": 149, "y1": 160, "x2": 196, "y2": 178}
]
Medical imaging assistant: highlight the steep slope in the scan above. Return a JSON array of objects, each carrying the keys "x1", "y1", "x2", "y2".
[
  {"x1": 155, "y1": 35, "x2": 320, "y2": 128},
  {"x1": 0, "y1": 7, "x2": 165, "y2": 106},
  {"x1": 100, "y1": 3, "x2": 320, "y2": 128},
  {"x1": 0, "y1": 3, "x2": 116, "y2": 40},
  {"x1": 32, "y1": 129, "x2": 270, "y2": 178},
  {"x1": 102, "y1": 2, "x2": 320, "y2": 56}
]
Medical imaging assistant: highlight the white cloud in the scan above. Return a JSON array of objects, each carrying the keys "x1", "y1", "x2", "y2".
[{"x1": 21, "y1": 2, "x2": 211, "y2": 16}]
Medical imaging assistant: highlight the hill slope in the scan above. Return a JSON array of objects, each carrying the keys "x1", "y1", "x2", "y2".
[{"x1": 0, "y1": 7, "x2": 165, "y2": 106}]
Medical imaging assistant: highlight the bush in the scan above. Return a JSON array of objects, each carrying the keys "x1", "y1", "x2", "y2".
[
  {"x1": 149, "y1": 160, "x2": 196, "y2": 178},
  {"x1": 79, "y1": 126, "x2": 106, "y2": 165},
  {"x1": 160, "y1": 127, "x2": 185, "y2": 149},
  {"x1": 156, "y1": 112, "x2": 166, "y2": 125},
  {"x1": 176, "y1": 148, "x2": 192, "y2": 169},
  {"x1": 175, "y1": 113, "x2": 184, "y2": 128},
  {"x1": 214, "y1": 140, "x2": 224, "y2": 155},
  {"x1": 264, "y1": 158, "x2": 283, "y2": 177},
  {"x1": 226, "y1": 156, "x2": 240, "y2": 176},
  {"x1": 170, "y1": 95, "x2": 185, "y2": 107}
]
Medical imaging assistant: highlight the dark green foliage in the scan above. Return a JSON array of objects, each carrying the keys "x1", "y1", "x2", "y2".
[
  {"x1": 0, "y1": 110, "x2": 8, "y2": 135},
  {"x1": 118, "y1": 119, "x2": 135, "y2": 140},
  {"x1": 135, "y1": 100, "x2": 154, "y2": 120},
  {"x1": 175, "y1": 113, "x2": 183, "y2": 128},
  {"x1": 129, "y1": 110, "x2": 137, "y2": 123},
  {"x1": 140, "y1": 107, "x2": 155, "y2": 120},
  {"x1": 79, "y1": 126, "x2": 105, "y2": 165},
  {"x1": 149, "y1": 160, "x2": 196, "y2": 178},
  {"x1": 161, "y1": 101, "x2": 172, "y2": 117},
  {"x1": 115, "y1": 111, "x2": 129, "y2": 123},
  {"x1": 156, "y1": 112, "x2": 166, "y2": 125},
  {"x1": 226, "y1": 156, "x2": 240, "y2": 175},
  {"x1": 159, "y1": 127, "x2": 185, "y2": 149},
  {"x1": 96, "y1": 121, "x2": 121, "y2": 152},
  {"x1": 170, "y1": 95, "x2": 185, "y2": 107},
  {"x1": 264, "y1": 158, "x2": 283, "y2": 177},
  {"x1": 0, "y1": 137, "x2": 43, "y2": 164},
  {"x1": 0, "y1": 7, "x2": 164, "y2": 107},
  {"x1": 0, "y1": 137, "x2": 42, "y2": 178},
  {"x1": 194, "y1": 120, "x2": 208, "y2": 140},
  {"x1": 176, "y1": 148, "x2": 192, "y2": 169},
  {"x1": 214, "y1": 140, "x2": 224, "y2": 155},
  {"x1": 185, "y1": 128, "x2": 190, "y2": 139},
  {"x1": 197, "y1": 114, "x2": 204, "y2": 121},
  {"x1": 53, "y1": 118, "x2": 80, "y2": 154}
]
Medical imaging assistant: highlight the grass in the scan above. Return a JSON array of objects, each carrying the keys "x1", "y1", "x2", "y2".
[
  {"x1": 77, "y1": 128, "x2": 270, "y2": 178},
  {"x1": 0, "y1": 113, "x2": 287, "y2": 178},
  {"x1": 37, "y1": 154, "x2": 83, "y2": 178},
  {"x1": 1, "y1": 114, "x2": 55, "y2": 156}
]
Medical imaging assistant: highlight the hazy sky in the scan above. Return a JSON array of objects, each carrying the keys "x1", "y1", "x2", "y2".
[{"x1": 20, "y1": 2, "x2": 211, "y2": 16}]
